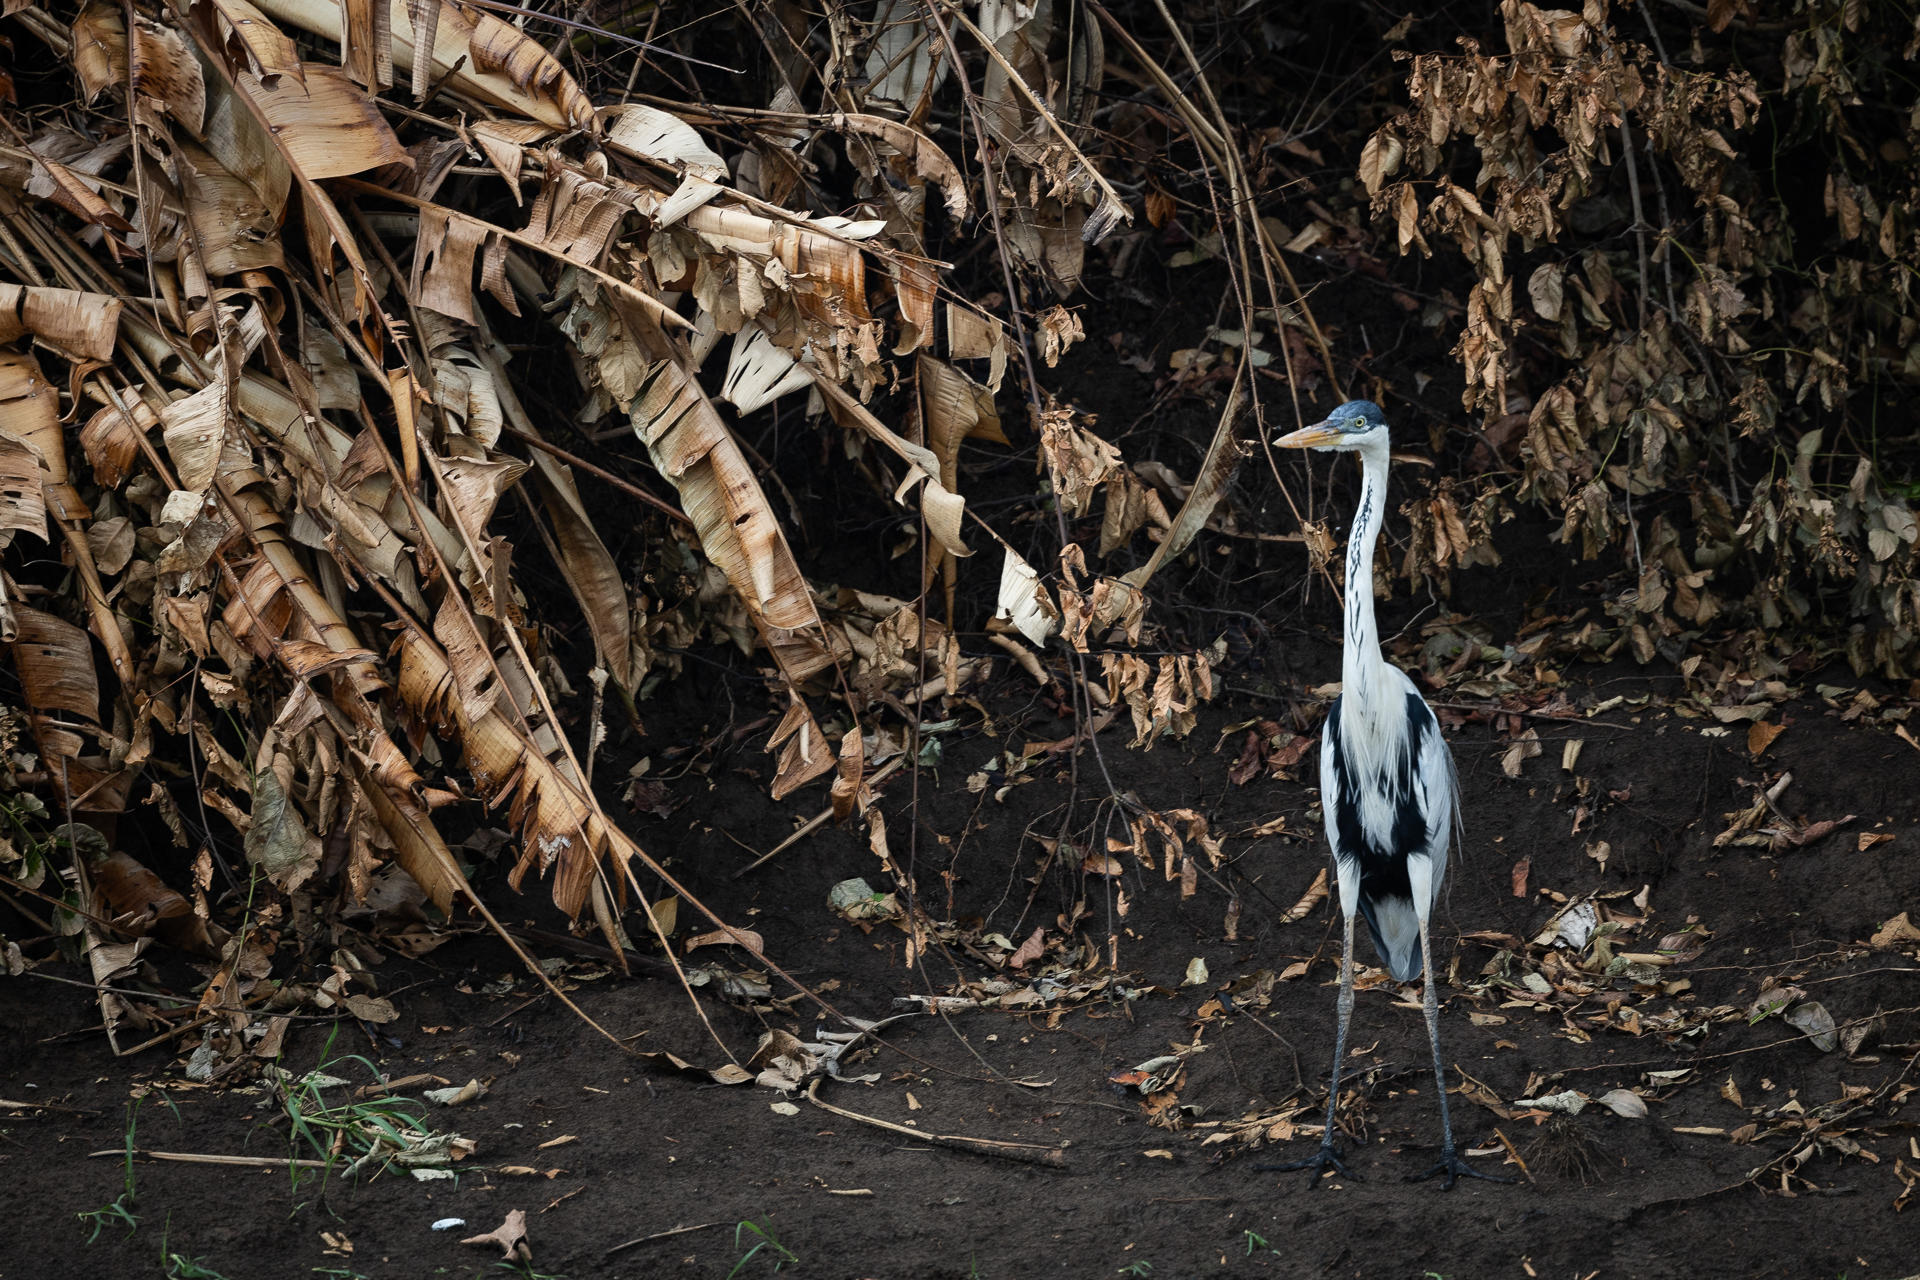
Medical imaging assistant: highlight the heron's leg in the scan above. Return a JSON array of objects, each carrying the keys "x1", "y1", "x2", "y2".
[
  {"x1": 1408, "y1": 917, "x2": 1515, "y2": 1189},
  {"x1": 1256, "y1": 912, "x2": 1361, "y2": 1184}
]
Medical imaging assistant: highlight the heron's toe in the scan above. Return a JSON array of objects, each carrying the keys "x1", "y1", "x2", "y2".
[
  {"x1": 1407, "y1": 1149, "x2": 1516, "y2": 1190},
  {"x1": 1253, "y1": 1142, "x2": 1362, "y2": 1185}
]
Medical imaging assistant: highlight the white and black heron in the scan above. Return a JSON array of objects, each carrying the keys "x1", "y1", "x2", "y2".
[{"x1": 1263, "y1": 399, "x2": 1510, "y2": 1189}]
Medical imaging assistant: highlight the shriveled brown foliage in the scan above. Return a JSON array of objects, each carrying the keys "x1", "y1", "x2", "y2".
[
  {"x1": 1367, "y1": 0, "x2": 1920, "y2": 679},
  {"x1": 0, "y1": 0, "x2": 1252, "y2": 1058}
]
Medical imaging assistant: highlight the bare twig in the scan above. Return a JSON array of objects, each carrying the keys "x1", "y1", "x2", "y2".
[
  {"x1": 804, "y1": 1078, "x2": 1067, "y2": 1168},
  {"x1": 605, "y1": 1222, "x2": 727, "y2": 1256},
  {"x1": 89, "y1": 1148, "x2": 331, "y2": 1170},
  {"x1": 733, "y1": 756, "x2": 906, "y2": 878}
]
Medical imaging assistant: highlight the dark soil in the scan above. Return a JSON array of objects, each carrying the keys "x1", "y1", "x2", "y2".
[{"x1": 4, "y1": 639, "x2": 1918, "y2": 1279}]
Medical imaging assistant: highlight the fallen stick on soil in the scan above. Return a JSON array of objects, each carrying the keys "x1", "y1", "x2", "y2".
[
  {"x1": 1019, "y1": 711, "x2": 1117, "y2": 757},
  {"x1": 804, "y1": 1078, "x2": 1067, "y2": 1168},
  {"x1": 1, "y1": 1098, "x2": 99, "y2": 1116},
  {"x1": 24, "y1": 970, "x2": 284, "y2": 1059},
  {"x1": 604, "y1": 1222, "x2": 727, "y2": 1256},
  {"x1": 987, "y1": 633, "x2": 1111, "y2": 708},
  {"x1": 89, "y1": 1148, "x2": 331, "y2": 1170},
  {"x1": 733, "y1": 756, "x2": 907, "y2": 878},
  {"x1": 354, "y1": 1073, "x2": 447, "y2": 1099}
]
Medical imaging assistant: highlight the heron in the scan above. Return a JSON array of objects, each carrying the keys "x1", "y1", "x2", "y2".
[{"x1": 1263, "y1": 399, "x2": 1510, "y2": 1190}]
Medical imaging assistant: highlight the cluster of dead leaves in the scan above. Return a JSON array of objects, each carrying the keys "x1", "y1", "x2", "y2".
[
  {"x1": 1363, "y1": 0, "x2": 1920, "y2": 676},
  {"x1": 0, "y1": 0, "x2": 1255, "y2": 1050}
]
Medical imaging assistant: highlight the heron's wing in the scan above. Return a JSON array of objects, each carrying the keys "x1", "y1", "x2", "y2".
[
  {"x1": 1319, "y1": 696, "x2": 1359, "y2": 918},
  {"x1": 1406, "y1": 691, "x2": 1458, "y2": 918}
]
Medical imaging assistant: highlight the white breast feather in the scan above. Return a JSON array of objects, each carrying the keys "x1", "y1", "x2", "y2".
[{"x1": 1331, "y1": 665, "x2": 1458, "y2": 922}]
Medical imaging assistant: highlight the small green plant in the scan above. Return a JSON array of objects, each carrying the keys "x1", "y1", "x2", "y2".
[
  {"x1": 77, "y1": 1097, "x2": 149, "y2": 1242},
  {"x1": 493, "y1": 1261, "x2": 567, "y2": 1280},
  {"x1": 164, "y1": 1252, "x2": 231, "y2": 1279},
  {"x1": 1119, "y1": 1264, "x2": 1155, "y2": 1278},
  {"x1": 76, "y1": 1192, "x2": 139, "y2": 1244},
  {"x1": 271, "y1": 1028, "x2": 440, "y2": 1193},
  {"x1": 1245, "y1": 1230, "x2": 1279, "y2": 1257},
  {"x1": 726, "y1": 1219, "x2": 798, "y2": 1277},
  {"x1": 157, "y1": 1214, "x2": 231, "y2": 1278}
]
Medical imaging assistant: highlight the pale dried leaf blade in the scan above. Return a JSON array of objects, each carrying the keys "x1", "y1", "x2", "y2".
[
  {"x1": 468, "y1": 119, "x2": 550, "y2": 196},
  {"x1": 253, "y1": 0, "x2": 588, "y2": 128},
  {"x1": 173, "y1": 140, "x2": 288, "y2": 276},
  {"x1": 392, "y1": 629, "x2": 634, "y2": 916},
  {"x1": 239, "y1": 63, "x2": 411, "y2": 179},
  {"x1": 0, "y1": 355, "x2": 69, "y2": 505},
  {"x1": 1121, "y1": 386, "x2": 1245, "y2": 594},
  {"x1": 687, "y1": 203, "x2": 872, "y2": 321},
  {"x1": 1598, "y1": 1088, "x2": 1648, "y2": 1119},
  {"x1": 461, "y1": 3, "x2": 596, "y2": 130},
  {"x1": 1500, "y1": 728, "x2": 1543, "y2": 778},
  {"x1": 0, "y1": 284, "x2": 123, "y2": 362},
  {"x1": 11, "y1": 606, "x2": 102, "y2": 721},
  {"x1": 351, "y1": 752, "x2": 462, "y2": 915},
  {"x1": 340, "y1": 0, "x2": 394, "y2": 90},
  {"x1": 829, "y1": 726, "x2": 866, "y2": 822},
  {"x1": 863, "y1": 0, "x2": 945, "y2": 117},
  {"x1": 1278, "y1": 867, "x2": 1330, "y2": 924},
  {"x1": 130, "y1": 14, "x2": 208, "y2": 134},
  {"x1": 0, "y1": 431, "x2": 48, "y2": 544},
  {"x1": 534, "y1": 482, "x2": 633, "y2": 688},
  {"x1": 607, "y1": 319, "x2": 836, "y2": 684},
  {"x1": 722, "y1": 326, "x2": 813, "y2": 415},
  {"x1": 995, "y1": 547, "x2": 1059, "y2": 645},
  {"x1": 920, "y1": 355, "x2": 1004, "y2": 450},
  {"x1": 635, "y1": 366, "x2": 786, "y2": 616},
  {"x1": 70, "y1": 2, "x2": 127, "y2": 102},
  {"x1": 210, "y1": 0, "x2": 305, "y2": 83},
  {"x1": 432, "y1": 595, "x2": 503, "y2": 724},
  {"x1": 160, "y1": 381, "x2": 231, "y2": 494},
  {"x1": 832, "y1": 112, "x2": 968, "y2": 219},
  {"x1": 655, "y1": 174, "x2": 723, "y2": 228},
  {"x1": 437, "y1": 453, "x2": 529, "y2": 541},
  {"x1": 405, "y1": 0, "x2": 442, "y2": 97},
  {"x1": 31, "y1": 155, "x2": 135, "y2": 232},
  {"x1": 604, "y1": 104, "x2": 728, "y2": 181},
  {"x1": 412, "y1": 208, "x2": 489, "y2": 323},
  {"x1": 766, "y1": 697, "x2": 835, "y2": 800}
]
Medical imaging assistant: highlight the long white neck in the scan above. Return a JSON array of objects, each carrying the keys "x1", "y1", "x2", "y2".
[{"x1": 1340, "y1": 440, "x2": 1392, "y2": 711}]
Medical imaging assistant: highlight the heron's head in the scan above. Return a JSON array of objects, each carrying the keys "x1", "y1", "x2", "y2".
[{"x1": 1274, "y1": 399, "x2": 1389, "y2": 452}]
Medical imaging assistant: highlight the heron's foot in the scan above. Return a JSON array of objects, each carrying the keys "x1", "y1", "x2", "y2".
[
  {"x1": 1406, "y1": 1147, "x2": 1515, "y2": 1190},
  {"x1": 1253, "y1": 1142, "x2": 1361, "y2": 1184}
]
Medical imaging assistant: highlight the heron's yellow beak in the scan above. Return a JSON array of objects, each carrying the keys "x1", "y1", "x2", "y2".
[{"x1": 1274, "y1": 424, "x2": 1341, "y2": 449}]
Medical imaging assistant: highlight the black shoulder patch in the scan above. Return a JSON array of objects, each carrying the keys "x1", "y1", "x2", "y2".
[
  {"x1": 1318, "y1": 686, "x2": 1458, "y2": 918},
  {"x1": 1390, "y1": 690, "x2": 1431, "y2": 855}
]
